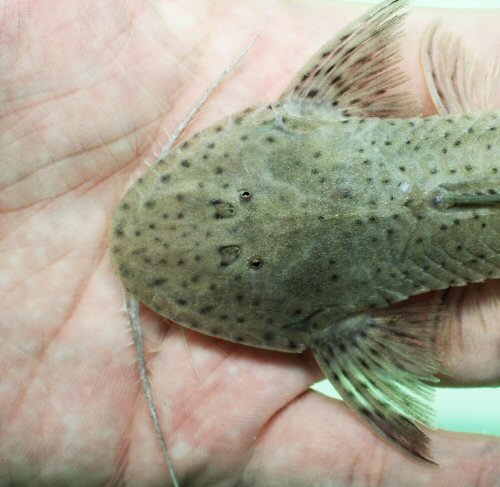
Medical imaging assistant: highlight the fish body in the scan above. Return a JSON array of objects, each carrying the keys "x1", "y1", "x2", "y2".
[
  {"x1": 110, "y1": 0, "x2": 500, "y2": 462},
  {"x1": 112, "y1": 108, "x2": 499, "y2": 350}
]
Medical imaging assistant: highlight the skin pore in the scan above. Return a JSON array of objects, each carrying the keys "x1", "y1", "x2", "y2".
[{"x1": 1, "y1": 1, "x2": 499, "y2": 485}]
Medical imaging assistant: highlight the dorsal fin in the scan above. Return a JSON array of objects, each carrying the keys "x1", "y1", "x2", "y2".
[
  {"x1": 278, "y1": 0, "x2": 420, "y2": 119},
  {"x1": 421, "y1": 21, "x2": 500, "y2": 115}
]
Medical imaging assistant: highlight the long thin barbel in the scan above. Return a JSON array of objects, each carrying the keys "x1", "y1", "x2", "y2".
[{"x1": 125, "y1": 5, "x2": 275, "y2": 485}]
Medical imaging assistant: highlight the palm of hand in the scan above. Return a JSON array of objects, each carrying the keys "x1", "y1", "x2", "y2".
[{"x1": 1, "y1": 1, "x2": 499, "y2": 486}]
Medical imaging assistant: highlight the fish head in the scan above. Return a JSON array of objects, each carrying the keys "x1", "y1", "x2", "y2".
[{"x1": 110, "y1": 106, "x2": 310, "y2": 348}]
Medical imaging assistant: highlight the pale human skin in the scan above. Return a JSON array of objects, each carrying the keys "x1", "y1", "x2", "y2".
[{"x1": 1, "y1": 0, "x2": 500, "y2": 485}]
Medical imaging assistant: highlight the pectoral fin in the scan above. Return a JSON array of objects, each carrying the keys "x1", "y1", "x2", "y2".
[
  {"x1": 279, "y1": 0, "x2": 420, "y2": 119},
  {"x1": 421, "y1": 22, "x2": 500, "y2": 115},
  {"x1": 309, "y1": 304, "x2": 442, "y2": 463}
]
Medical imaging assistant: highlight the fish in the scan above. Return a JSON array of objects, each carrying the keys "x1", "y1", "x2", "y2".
[{"x1": 109, "y1": 0, "x2": 500, "y2": 464}]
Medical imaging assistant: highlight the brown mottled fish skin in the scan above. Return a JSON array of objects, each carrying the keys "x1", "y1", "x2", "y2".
[{"x1": 110, "y1": 0, "x2": 499, "y2": 463}]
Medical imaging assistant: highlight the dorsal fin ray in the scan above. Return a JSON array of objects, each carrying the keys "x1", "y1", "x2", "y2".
[
  {"x1": 421, "y1": 21, "x2": 500, "y2": 115},
  {"x1": 278, "y1": 0, "x2": 420, "y2": 119}
]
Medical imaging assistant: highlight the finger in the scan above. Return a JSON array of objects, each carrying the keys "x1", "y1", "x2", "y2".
[
  {"x1": 242, "y1": 391, "x2": 500, "y2": 487},
  {"x1": 128, "y1": 322, "x2": 322, "y2": 482},
  {"x1": 436, "y1": 281, "x2": 500, "y2": 386}
]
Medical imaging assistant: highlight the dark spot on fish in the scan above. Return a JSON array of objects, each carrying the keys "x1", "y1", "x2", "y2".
[
  {"x1": 265, "y1": 136, "x2": 275, "y2": 143},
  {"x1": 263, "y1": 331, "x2": 274, "y2": 342},
  {"x1": 442, "y1": 148, "x2": 448, "y2": 154},
  {"x1": 199, "y1": 305, "x2": 215, "y2": 315},
  {"x1": 202, "y1": 154, "x2": 209, "y2": 160},
  {"x1": 240, "y1": 134, "x2": 248, "y2": 141},
  {"x1": 144, "y1": 200, "x2": 156, "y2": 209},
  {"x1": 180, "y1": 159, "x2": 190, "y2": 168},
  {"x1": 307, "y1": 89, "x2": 318, "y2": 98},
  {"x1": 331, "y1": 75, "x2": 342, "y2": 85}
]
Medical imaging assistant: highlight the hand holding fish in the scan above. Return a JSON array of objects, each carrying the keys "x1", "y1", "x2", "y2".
[{"x1": 1, "y1": 1, "x2": 499, "y2": 486}]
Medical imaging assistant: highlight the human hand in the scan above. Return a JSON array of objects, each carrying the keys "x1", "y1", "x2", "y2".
[{"x1": 1, "y1": 1, "x2": 499, "y2": 485}]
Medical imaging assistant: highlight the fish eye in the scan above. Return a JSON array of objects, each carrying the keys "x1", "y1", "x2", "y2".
[
  {"x1": 239, "y1": 190, "x2": 252, "y2": 202},
  {"x1": 249, "y1": 256, "x2": 263, "y2": 269}
]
